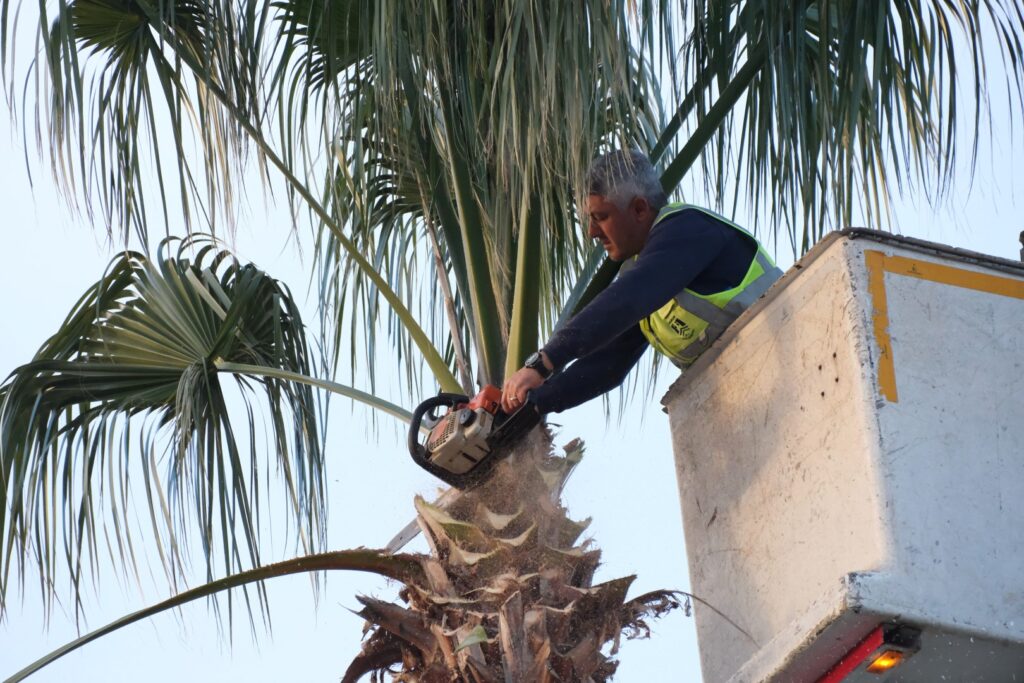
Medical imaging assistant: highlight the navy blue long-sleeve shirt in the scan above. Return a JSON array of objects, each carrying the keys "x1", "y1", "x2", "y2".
[{"x1": 531, "y1": 208, "x2": 756, "y2": 413}]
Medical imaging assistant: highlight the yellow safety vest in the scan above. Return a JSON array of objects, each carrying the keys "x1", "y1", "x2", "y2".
[{"x1": 622, "y1": 203, "x2": 783, "y2": 367}]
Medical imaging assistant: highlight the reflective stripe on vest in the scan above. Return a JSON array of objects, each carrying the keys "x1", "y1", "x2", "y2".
[{"x1": 622, "y1": 203, "x2": 783, "y2": 367}]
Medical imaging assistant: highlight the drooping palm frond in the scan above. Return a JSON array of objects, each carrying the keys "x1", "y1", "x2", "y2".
[
  {"x1": 2, "y1": 0, "x2": 463, "y2": 393},
  {"x1": 16, "y1": 0, "x2": 264, "y2": 243},
  {"x1": 664, "y1": 1, "x2": 1024, "y2": 252},
  {"x1": 0, "y1": 237, "x2": 326, "y2": 614},
  {"x1": 4, "y1": 548, "x2": 426, "y2": 683},
  {"x1": 275, "y1": 0, "x2": 664, "y2": 388},
  {"x1": 565, "y1": 0, "x2": 1024, "y2": 316}
]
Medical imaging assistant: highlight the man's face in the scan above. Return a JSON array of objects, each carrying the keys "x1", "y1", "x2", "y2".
[{"x1": 585, "y1": 194, "x2": 655, "y2": 261}]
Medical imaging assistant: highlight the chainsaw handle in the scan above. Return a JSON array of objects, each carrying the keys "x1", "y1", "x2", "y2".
[
  {"x1": 407, "y1": 392, "x2": 474, "y2": 489},
  {"x1": 407, "y1": 392, "x2": 469, "y2": 459}
]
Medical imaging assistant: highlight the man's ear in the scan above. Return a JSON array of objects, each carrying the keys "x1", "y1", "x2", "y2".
[{"x1": 629, "y1": 196, "x2": 652, "y2": 220}]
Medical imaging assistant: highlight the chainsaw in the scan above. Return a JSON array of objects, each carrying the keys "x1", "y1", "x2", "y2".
[{"x1": 408, "y1": 385, "x2": 541, "y2": 489}]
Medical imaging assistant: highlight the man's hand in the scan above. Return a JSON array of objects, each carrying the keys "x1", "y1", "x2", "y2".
[{"x1": 501, "y1": 367, "x2": 545, "y2": 413}]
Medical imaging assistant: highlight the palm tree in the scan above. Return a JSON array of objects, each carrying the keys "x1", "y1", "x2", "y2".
[
  {"x1": 1, "y1": 240, "x2": 689, "y2": 681},
  {"x1": 2, "y1": 0, "x2": 1023, "y2": 679}
]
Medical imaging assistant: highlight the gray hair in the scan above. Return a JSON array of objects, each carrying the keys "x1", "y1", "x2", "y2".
[{"x1": 586, "y1": 149, "x2": 668, "y2": 211}]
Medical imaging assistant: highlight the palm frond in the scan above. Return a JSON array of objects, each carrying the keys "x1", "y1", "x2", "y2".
[
  {"x1": 277, "y1": 0, "x2": 666, "y2": 385},
  {"x1": 7, "y1": 0, "x2": 263, "y2": 243},
  {"x1": 4, "y1": 548, "x2": 424, "y2": 683},
  {"x1": 665, "y1": 1, "x2": 1024, "y2": 251},
  {"x1": 565, "y1": 0, "x2": 1024, "y2": 327},
  {"x1": 0, "y1": 236, "x2": 325, "y2": 615},
  {"x1": 2, "y1": 0, "x2": 462, "y2": 393}
]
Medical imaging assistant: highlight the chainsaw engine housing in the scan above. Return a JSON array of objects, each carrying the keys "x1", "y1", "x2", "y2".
[
  {"x1": 408, "y1": 386, "x2": 540, "y2": 489},
  {"x1": 425, "y1": 408, "x2": 494, "y2": 474}
]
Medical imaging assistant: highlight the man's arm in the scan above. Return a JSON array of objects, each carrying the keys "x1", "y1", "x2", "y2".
[
  {"x1": 501, "y1": 209, "x2": 736, "y2": 413},
  {"x1": 530, "y1": 324, "x2": 648, "y2": 414}
]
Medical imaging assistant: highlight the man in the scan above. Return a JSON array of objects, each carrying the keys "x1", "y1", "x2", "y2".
[{"x1": 501, "y1": 149, "x2": 782, "y2": 415}]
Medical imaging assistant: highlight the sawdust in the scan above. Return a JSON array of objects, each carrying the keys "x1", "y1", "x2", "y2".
[{"x1": 458, "y1": 426, "x2": 556, "y2": 517}]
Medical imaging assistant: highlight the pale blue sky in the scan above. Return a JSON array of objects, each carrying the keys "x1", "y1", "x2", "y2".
[{"x1": 1, "y1": 25, "x2": 1022, "y2": 683}]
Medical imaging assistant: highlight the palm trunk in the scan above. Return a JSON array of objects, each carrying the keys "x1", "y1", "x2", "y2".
[{"x1": 343, "y1": 431, "x2": 683, "y2": 682}]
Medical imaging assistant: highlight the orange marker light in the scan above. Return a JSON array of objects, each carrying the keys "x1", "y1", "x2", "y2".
[{"x1": 865, "y1": 649, "x2": 905, "y2": 673}]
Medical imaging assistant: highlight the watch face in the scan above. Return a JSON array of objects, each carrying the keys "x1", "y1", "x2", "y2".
[{"x1": 525, "y1": 352, "x2": 548, "y2": 376}]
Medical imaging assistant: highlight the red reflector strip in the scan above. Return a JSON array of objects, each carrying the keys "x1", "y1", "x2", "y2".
[{"x1": 817, "y1": 627, "x2": 885, "y2": 683}]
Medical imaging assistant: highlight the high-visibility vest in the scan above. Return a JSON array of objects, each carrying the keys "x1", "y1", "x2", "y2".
[{"x1": 621, "y1": 203, "x2": 783, "y2": 367}]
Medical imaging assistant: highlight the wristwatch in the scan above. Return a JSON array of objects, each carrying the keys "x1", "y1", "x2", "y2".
[{"x1": 524, "y1": 350, "x2": 552, "y2": 378}]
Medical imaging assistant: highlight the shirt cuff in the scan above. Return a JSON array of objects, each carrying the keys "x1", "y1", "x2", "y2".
[{"x1": 540, "y1": 342, "x2": 570, "y2": 372}]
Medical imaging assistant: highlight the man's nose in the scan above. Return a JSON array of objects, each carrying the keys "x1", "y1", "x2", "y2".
[{"x1": 587, "y1": 220, "x2": 601, "y2": 239}]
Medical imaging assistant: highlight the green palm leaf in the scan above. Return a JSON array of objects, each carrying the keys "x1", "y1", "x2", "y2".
[
  {"x1": 2, "y1": 0, "x2": 462, "y2": 392},
  {"x1": 279, "y1": 1, "x2": 661, "y2": 385},
  {"x1": 562, "y1": 0, "x2": 1024, "y2": 318},
  {"x1": 0, "y1": 237, "x2": 326, "y2": 612},
  {"x1": 29, "y1": 0, "x2": 259, "y2": 241},
  {"x1": 662, "y1": 1, "x2": 1024, "y2": 249}
]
